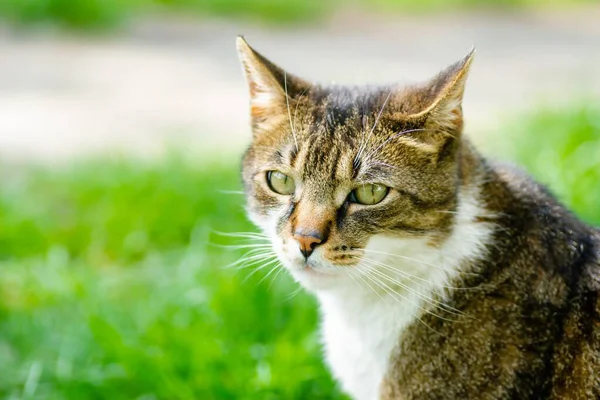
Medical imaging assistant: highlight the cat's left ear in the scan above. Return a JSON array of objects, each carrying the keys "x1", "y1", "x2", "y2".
[
  {"x1": 405, "y1": 48, "x2": 475, "y2": 136},
  {"x1": 236, "y1": 36, "x2": 310, "y2": 133}
]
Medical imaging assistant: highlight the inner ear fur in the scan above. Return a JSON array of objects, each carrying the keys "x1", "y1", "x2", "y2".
[{"x1": 236, "y1": 36, "x2": 311, "y2": 133}]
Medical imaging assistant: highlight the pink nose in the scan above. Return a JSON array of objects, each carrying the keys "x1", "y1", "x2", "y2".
[{"x1": 293, "y1": 233, "x2": 323, "y2": 259}]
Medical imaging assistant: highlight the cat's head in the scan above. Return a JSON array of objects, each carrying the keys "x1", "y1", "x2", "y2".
[{"x1": 237, "y1": 37, "x2": 477, "y2": 293}]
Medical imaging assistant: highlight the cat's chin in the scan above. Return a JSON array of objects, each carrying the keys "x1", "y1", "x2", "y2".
[{"x1": 288, "y1": 265, "x2": 347, "y2": 292}]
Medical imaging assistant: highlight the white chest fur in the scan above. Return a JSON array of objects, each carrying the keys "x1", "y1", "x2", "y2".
[
  {"x1": 316, "y1": 190, "x2": 495, "y2": 400},
  {"x1": 318, "y1": 290, "x2": 413, "y2": 400}
]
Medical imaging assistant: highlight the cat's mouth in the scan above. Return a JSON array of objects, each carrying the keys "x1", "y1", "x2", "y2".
[
  {"x1": 282, "y1": 252, "x2": 362, "y2": 291},
  {"x1": 300, "y1": 262, "x2": 335, "y2": 276},
  {"x1": 292, "y1": 257, "x2": 355, "y2": 281},
  {"x1": 288, "y1": 250, "x2": 362, "y2": 272},
  {"x1": 289, "y1": 263, "x2": 340, "y2": 291},
  {"x1": 299, "y1": 265, "x2": 330, "y2": 278}
]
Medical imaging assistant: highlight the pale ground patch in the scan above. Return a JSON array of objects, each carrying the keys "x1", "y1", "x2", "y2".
[{"x1": 0, "y1": 6, "x2": 599, "y2": 164}]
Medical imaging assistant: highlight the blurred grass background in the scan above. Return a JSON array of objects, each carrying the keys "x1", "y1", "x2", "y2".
[
  {"x1": 0, "y1": 0, "x2": 595, "y2": 30},
  {"x1": 0, "y1": 159, "x2": 343, "y2": 399},
  {"x1": 0, "y1": 106, "x2": 599, "y2": 398},
  {"x1": 0, "y1": 0, "x2": 599, "y2": 398}
]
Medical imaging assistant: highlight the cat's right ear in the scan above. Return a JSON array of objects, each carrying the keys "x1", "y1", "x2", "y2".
[{"x1": 236, "y1": 36, "x2": 309, "y2": 133}]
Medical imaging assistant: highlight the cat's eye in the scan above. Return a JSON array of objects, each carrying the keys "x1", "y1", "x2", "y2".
[
  {"x1": 350, "y1": 184, "x2": 389, "y2": 205},
  {"x1": 267, "y1": 171, "x2": 295, "y2": 195}
]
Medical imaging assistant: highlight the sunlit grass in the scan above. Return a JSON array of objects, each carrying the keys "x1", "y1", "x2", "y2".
[
  {"x1": 0, "y1": 159, "x2": 346, "y2": 399},
  {"x1": 496, "y1": 104, "x2": 600, "y2": 226}
]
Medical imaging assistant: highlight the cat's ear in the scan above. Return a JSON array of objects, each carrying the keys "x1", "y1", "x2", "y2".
[
  {"x1": 236, "y1": 36, "x2": 309, "y2": 133},
  {"x1": 405, "y1": 48, "x2": 475, "y2": 136}
]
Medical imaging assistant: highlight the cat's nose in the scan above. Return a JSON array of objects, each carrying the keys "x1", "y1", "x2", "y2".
[{"x1": 293, "y1": 231, "x2": 323, "y2": 259}]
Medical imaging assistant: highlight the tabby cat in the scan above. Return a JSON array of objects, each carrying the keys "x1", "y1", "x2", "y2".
[{"x1": 236, "y1": 37, "x2": 600, "y2": 400}]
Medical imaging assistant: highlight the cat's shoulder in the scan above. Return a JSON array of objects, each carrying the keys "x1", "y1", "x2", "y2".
[{"x1": 487, "y1": 160, "x2": 556, "y2": 200}]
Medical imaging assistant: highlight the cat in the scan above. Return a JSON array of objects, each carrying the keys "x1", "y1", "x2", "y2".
[{"x1": 235, "y1": 36, "x2": 600, "y2": 400}]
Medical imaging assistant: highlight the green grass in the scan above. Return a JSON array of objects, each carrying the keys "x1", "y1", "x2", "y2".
[
  {"x1": 0, "y1": 106, "x2": 598, "y2": 399},
  {"x1": 497, "y1": 105, "x2": 600, "y2": 226},
  {"x1": 0, "y1": 0, "x2": 594, "y2": 30},
  {"x1": 0, "y1": 158, "x2": 346, "y2": 399}
]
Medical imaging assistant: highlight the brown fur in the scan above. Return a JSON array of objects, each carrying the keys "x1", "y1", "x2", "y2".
[
  {"x1": 236, "y1": 37, "x2": 600, "y2": 399},
  {"x1": 382, "y1": 165, "x2": 600, "y2": 399}
]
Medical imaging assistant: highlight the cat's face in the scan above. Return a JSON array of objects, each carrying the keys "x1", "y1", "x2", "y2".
[{"x1": 237, "y1": 37, "x2": 474, "y2": 292}]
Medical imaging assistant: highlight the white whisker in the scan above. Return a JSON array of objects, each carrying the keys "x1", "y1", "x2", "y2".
[
  {"x1": 284, "y1": 71, "x2": 299, "y2": 148},
  {"x1": 284, "y1": 286, "x2": 304, "y2": 301},
  {"x1": 224, "y1": 251, "x2": 277, "y2": 270},
  {"x1": 217, "y1": 189, "x2": 245, "y2": 195},
  {"x1": 354, "y1": 90, "x2": 392, "y2": 169},
  {"x1": 365, "y1": 265, "x2": 462, "y2": 320},
  {"x1": 362, "y1": 248, "x2": 479, "y2": 276},
  {"x1": 360, "y1": 270, "x2": 444, "y2": 336},
  {"x1": 351, "y1": 269, "x2": 386, "y2": 302},
  {"x1": 243, "y1": 257, "x2": 281, "y2": 283},
  {"x1": 360, "y1": 256, "x2": 477, "y2": 291},
  {"x1": 257, "y1": 263, "x2": 284, "y2": 286},
  {"x1": 267, "y1": 264, "x2": 286, "y2": 289},
  {"x1": 211, "y1": 230, "x2": 269, "y2": 239},
  {"x1": 364, "y1": 128, "x2": 427, "y2": 161},
  {"x1": 214, "y1": 243, "x2": 272, "y2": 250},
  {"x1": 360, "y1": 257, "x2": 429, "y2": 290},
  {"x1": 293, "y1": 85, "x2": 311, "y2": 132},
  {"x1": 361, "y1": 268, "x2": 451, "y2": 321}
]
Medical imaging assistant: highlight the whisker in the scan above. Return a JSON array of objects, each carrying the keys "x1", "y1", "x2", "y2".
[
  {"x1": 257, "y1": 263, "x2": 284, "y2": 286},
  {"x1": 235, "y1": 247, "x2": 276, "y2": 258},
  {"x1": 217, "y1": 189, "x2": 245, "y2": 195},
  {"x1": 360, "y1": 260, "x2": 464, "y2": 315},
  {"x1": 293, "y1": 85, "x2": 311, "y2": 133},
  {"x1": 284, "y1": 71, "x2": 299, "y2": 148},
  {"x1": 362, "y1": 248, "x2": 479, "y2": 276},
  {"x1": 359, "y1": 269, "x2": 397, "y2": 297},
  {"x1": 364, "y1": 128, "x2": 427, "y2": 161},
  {"x1": 368, "y1": 90, "x2": 393, "y2": 137},
  {"x1": 360, "y1": 256, "x2": 477, "y2": 291},
  {"x1": 267, "y1": 264, "x2": 286, "y2": 289},
  {"x1": 360, "y1": 257, "x2": 429, "y2": 290},
  {"x1": 365, "y1": 265, "x2": 462, "y2": 319},
  {"x1": 351, "y1": 269, "x2": 387, "y2": 302},
  {"x1": 284, "y1": 286, "x2": 304, "y2": 301},
  {"x1": 362, "y1": 268, "x2": 452, "y2": 321},
  {"x1": 224, "y1": 252, "x2": 277, "y2": 270},
  {"x1": 252, "y1": 145, "x2": 281, "y2": 151},
  {"x1": 354, "y1": 90, "x2": 393, "y2": 169},
  {"x1": 213, "y1": 243, "x2": 272, "y2": 250},
  {"x1": 435, "y1": 210, "x2": 460, "y2": 215},
  {"x1": 211, "y1": 230, "x2": 269, "y2": 239},
  {"x1": 227, "y1": 258, "x2": 274, "y2": 273},
  {"x1": 347, "y1": 268, "x2": 362, "y2": 289},
  {"x1": 243, "y1": 257, "x2": 281, "y2": 283},
  {"x1": 228, "y1": 247, "x2": 274, "y2": 259},
  {"x1": 360, "y1": 270, "x2": 444, "y2": 336}
]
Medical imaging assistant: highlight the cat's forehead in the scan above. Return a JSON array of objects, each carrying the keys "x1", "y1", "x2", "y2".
[
  {"x1": 248, "y1": 83, "x2": 435, "y2": 193},
  {"x1": 310, "y1": 85, "x2": 392, "y2": 130},
  {"x1": 294, "y1": 132, "x2": 355, "y2": 182}
]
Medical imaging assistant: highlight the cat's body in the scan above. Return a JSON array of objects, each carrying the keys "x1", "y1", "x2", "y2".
[
  {"x1": 236, "y1": 37, "x2": 600, "y2": 399},
  {"x1": 379, "y1": 164, "x2": 600, "y2": 400}
]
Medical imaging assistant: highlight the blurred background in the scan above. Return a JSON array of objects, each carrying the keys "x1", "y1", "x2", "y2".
[{"x1": 0, "y1": 1, "x2": 599, "y2": 399}]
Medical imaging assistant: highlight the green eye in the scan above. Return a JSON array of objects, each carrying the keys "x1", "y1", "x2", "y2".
[
  {"x1": 350, "y1": 184, "x2": 389, "y2": 205},
  {"x1": 267, "y1": 171, "x2": 295, "y2": 195}
]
